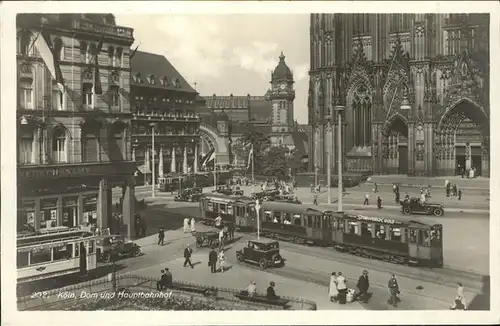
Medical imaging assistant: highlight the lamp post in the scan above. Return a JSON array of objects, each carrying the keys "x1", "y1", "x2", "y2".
[
  {"x1": 334, "y1": 106, "x2": 345, "y2": 212},
  {"x1": 150, "y1": 123, "x2": 157, "y2": 198},
  {"x1": 314, "y1": 164, "x2": 319, "y2": 189},
  {"x1": 255, "y1": 199, "x2": 261, "y2": 239},
  {"x1": 327, "y1": 151, "x2": 331, "y2": 204}
]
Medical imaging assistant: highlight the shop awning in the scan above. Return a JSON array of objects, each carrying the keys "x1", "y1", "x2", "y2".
[{"x1": 136, "y1": 164, "x2": 151, "y2": 174}]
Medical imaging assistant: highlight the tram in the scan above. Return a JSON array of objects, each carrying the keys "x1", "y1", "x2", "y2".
[
  {"x1": 198, "y1": 195, "x2": 444, "y2": 267},
  {"x1": 17, "y1": 227, "x2": 98, "y2": 283}
]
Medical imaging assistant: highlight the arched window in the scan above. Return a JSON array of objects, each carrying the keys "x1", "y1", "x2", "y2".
[
  {"x1": 52, "y1": 128, "x2": 67, "y2": 163},
  {"x1": 52, "y1": 81, "x2": 63, "y2": 110},
  {"x1": 109, "y1": 126, "x2": 124, "y2": 161},
  {"x1": 19, "y1": 127, "x2": 35, "y2": 164},
  {"x1": 82, "y1": 83, "x2": 93, "y2": 106},
  {"x1": 19, "y1": 79, "x2": 33, "y2": 110},
  {"x1": 352, "y1": 86, "x2": 372, "y2": 147},
  {"x1": 81, "y1": 126, "x2": 99, "y2": 162}
]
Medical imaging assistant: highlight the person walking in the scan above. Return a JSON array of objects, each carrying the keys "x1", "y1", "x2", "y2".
[
  {"x1": 190, "y1": 217, "x2": 196, "y2": 233},
  {"x1": 377, "y1": 196, "x2": 382, "y2": 209},
  {"x1": 395, "y1": 190, "x2": 400, "y2": 204},
  {"x1": 336, "y1": 272, "x2": 348, "y2": 304},
  {"x1": 313, "y1": 192, "x2": 319, "y2": 205},
  {"x1": 388, "y1": 273, "x2": 400, "y2": 307},
  {"x1": 363, "y1": 193, "x2": 369, "y2": 206},
  {"x1": 183, "y1": 244, "x2": 194, "y2": 268},
  {"x1": 450, "y1": 282, "x2": 467, "y2": 310},
  {"x1": 328, "y1": 272, "x2": 339, "y2": 302},
  {"x1": 373, "y1": 183, "x2": 378, "y2": 193},
  {"x1": 218, "y1": 249, "x2": 226, "y2": 273},
  {"x1": 208, "y1": 247, "x2": 218, "y2": 273},
  {"x1": 354, "y1": 270, "x2": 370, "y2": 303},
  {"x1": 214, "y1": 215, "x2": 222, "y2": 229},
  {"x1": 458, "y1": 189, "x2": 462, "y2": 201},
  {"x1": 158, "y1": 228, "x2": 165, "y2": 246},
  {"x1": 183, "y1": 217, "x2": 190, "y2": 233}
]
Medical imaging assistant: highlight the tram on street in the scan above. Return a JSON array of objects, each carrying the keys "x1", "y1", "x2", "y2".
[
  {"x1": 198, "y1": 194, "x2": 444, "y2": 267},
  {"x1": 17, "y1": 227, "x2": 99, "y2": 284}
]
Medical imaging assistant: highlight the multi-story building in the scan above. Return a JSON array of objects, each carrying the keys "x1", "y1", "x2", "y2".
[
  {"x1": 16, "y1": 14, "x2": 137, "y2": 236},
  {"x1": 308, "y1": 14, "x2": 489, "y2": 177},
  {"x1": 197, "y1": 52, "x2": 306, "y2": 164},
  {"x1": 130, "y1": 51, "x2": 200, "y2": 184}
]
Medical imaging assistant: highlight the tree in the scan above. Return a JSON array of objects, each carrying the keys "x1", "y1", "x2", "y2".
[
  {"x1": 231, "y1": 122, "x2": 271, "y2": 172},
  {"x1": 262, "y1": 146, "x2": 291, "y2": 180}
]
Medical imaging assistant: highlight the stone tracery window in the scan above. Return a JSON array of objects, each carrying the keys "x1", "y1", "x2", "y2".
[{"x1": 352, "y1": 85, "x2": 372, "y2": 147}]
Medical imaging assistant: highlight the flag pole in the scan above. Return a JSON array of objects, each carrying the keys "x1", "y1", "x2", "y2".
[
  {"x1": 251, "y1": 144, "x2": 255, "y2": 186},
  {"x1": 213, "y1": 152, "x2": 217, "y2": 190}
]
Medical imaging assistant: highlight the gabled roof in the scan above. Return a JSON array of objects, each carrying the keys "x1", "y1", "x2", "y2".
[
  {"x1": 201, "y1": 95, "x2": 273, "y2": 124},
  {"x1": 131, "y1": 51, "x2": 197, "y2": 93}
]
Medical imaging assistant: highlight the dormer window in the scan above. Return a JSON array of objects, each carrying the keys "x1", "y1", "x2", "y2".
[
  {"x1": 175, "y1": 78, "x2": 181, "y2": 88},
  {"x1": 135, "y1": 73, "x2": 142, "y2": 83},
  {"x1": 162, "y1": 76, "x2": 169, "y2": 86},
  {"x1": 148, "y1": 75, "x2": 155, "y2": 85}
]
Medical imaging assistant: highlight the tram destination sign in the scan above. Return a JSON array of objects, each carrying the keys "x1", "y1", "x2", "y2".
[
  {"x1": 18, "y1": 162, "x2": 137, "y2": 180},
  {"x1": 355, "y1": 215, "x2": 402, "y2": 225}
]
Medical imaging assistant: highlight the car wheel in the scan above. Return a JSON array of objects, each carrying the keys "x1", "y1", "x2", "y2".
[
  {"x1": 402, "y1": 207, "x2": 411, "y2": 215},
  {"x1": 133, "y1": 247, "x2": 141, "y2": 257},
  {"x1": 433, "y1": 208, "x2": 443, "y2": 217},
  {"x1": 236, "y1": 252, "x2": 244, "y2": 261},
  {"x1": 259, "y1": 258, "x2": 268, "y2": 269},
  {"x1": 103, "y1": 253, "x2": 111, "y2": 263}
]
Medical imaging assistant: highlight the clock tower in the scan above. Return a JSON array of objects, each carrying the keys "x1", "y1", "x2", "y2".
[{"x1": 269, "y1": 52, "x2": 295, "y2": 138}]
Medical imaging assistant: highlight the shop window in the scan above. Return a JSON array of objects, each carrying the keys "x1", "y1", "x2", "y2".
[
  {"x1": 389, "y1": 227, "x2": 402, "y2": 242},
  {"x1": 19, "y1": 128, "x2": 35, "y2": 164},
  {"x1": 17, "y1": 200, "x2": 36, "y2": 232},
  {"x1": 81, "y1": 130, "x2": 99, "y2": 162},
  {"x1": 40, "y1": 198, "x2": 58, "y2": 229},
  {"x1": 17, "y1": 251, "x2": 29, "y2": 268},
  {"x1": 52, "y1": 83, "x2": 64, "y2": 111},
  {"x1": 53, "y1": 244, "x2": 73, "y2": 261},
  {"x1": 52, "y1": 128, "x2": 67, "y2": 163},
  {"x1": 30, "y1": 248, "x2": 52, "y2": 264},
  {"x1": 82, "y1": 83, "x2": 93, "y2": 106},
  {"x1": 19, "y1": 80, "x2": 33, "y2": 110},
  {"x1": 63, "y1": 197, "x2": 78, "y2": 228},
  {"x1": 83, "y1": 194, "x2": 98, "y2": 225}
]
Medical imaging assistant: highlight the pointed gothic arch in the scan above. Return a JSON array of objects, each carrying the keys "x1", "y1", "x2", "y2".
[{"x1": 347, "y1": 81, "x2": 373, "y2": 148}]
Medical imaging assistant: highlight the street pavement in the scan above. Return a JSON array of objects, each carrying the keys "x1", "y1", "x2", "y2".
[{"x1": 366, "y1": 175, "x2": 489, "y2": 190}]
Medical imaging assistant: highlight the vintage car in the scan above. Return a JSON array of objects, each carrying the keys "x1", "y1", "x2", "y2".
[
  {"x1": 267, "y1": 195, "x2": 302, "y2": 204},
  {"x1": 236, "y1": 239, "x2": 284, "y2": 269},
  {"x1": 251, "y1": 190, "x2": 280, "y2": 200},
  {"x1": 213, "y1": 185, "x2": 243, "y2": 196},
  {"x1": 174, "y1": 187, "x2": 203, "y2": 202},
  {"x1": 96, "y1": 235, "x2": 142, "y2": 262},
  {"x1": 400, "y1": 198, "x2": 444, "y2": 217}
]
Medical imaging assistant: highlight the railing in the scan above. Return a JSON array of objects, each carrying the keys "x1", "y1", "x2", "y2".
[
  {"x1": 17, "y1": 274, "x2": 317, "y2": 311},
  {"x1": 133, "y1": 111, "x2": 200, "y2": 121}
]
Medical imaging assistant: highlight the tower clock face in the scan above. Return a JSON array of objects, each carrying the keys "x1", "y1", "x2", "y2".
[{"x1": 280, "y1": 83, "x2": 286, "y2": 90}]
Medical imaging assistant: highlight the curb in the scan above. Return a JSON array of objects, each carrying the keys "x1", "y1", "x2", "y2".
[{"x1": 365, "y1": 181, "x2": 489, "y2": 191}]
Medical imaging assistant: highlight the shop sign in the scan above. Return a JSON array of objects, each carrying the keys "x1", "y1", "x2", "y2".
[
  {"x1": 19, "y1": 162, "x2": 136, "y2": 180},
  {"x1": 19, "y1": 166, "x2": 92, "y2": 180}
]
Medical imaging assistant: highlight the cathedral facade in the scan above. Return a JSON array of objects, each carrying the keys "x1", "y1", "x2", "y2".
[{"x1": 308, "y1": 14, "x2": 490, "y2": 177}]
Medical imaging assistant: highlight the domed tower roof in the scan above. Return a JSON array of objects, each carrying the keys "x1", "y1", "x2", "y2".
[
  {"x1": 271, "y1": 51, "x2": 293, "y2": 82},
  {"x1": 218, "y1": 109, "x2": 229, "y2": 121}
]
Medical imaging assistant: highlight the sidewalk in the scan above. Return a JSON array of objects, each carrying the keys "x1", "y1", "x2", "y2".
[{"x1": 367, "y1": 175, "x2": 489, "y2": 190}]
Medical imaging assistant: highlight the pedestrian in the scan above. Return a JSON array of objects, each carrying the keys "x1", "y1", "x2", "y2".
[
  {"x1": 336, "y1": 272, "x2": 348, "y2": 304},
  {"x1": 373, "y1": 183, "x2": 378, "y2": 193},
  {"x1": 228, "y1": 223, "x2": 235, "y2": 242},
  {"x1": 313, "y1": 193, "x2": 319, "y2": 205},
  {"x1": 404, "y1": 193, "x2": 410, "y2": 202},
  {"x1": 218, "y1": 249, "x2": 226, "y2": 272},
  {"x1": 183, "y1": 244, "x2": 194, "y2": 268},
  {"x1": 218, "y1": 228, "x2": 225, "y2": 250},
  {"x1": 446, "y1": 180, "x2": 451, "y2": 197},
  {"x1": 246, "y1": 281, "x2": 257, "y2": 297},
  {"x1": 190, "y1": 217, "x2": 196, "y2": 233},
  {"x1": 163, "y1": 267, "x2": 173, "y2": 288},
  {"x1": 267, "y1": 281, "x2": 278, "y2": 299},
  {"x1": 450, "y1": 282, "x2": 467, "y2": 310},
  {"x1": 158, "y1": 228, "x2": 165, "y2": 246},
  {"x1": 395, "y1": 190, "x2": 400, "y2": 203},
  {"x1": 387, "y1": 273, "x2": 400, "y2": 307},
  {"x1": 328, "y1": 272, "x2": 339, "y2": 302},
  {"x1": 183, "y1": 217, "x2": 190, "y2": 233},
  {"x1": 157, "y1": 269, "x2": 166, "y2": 291},
  {"x1": 458, "y1": 189, "x2": 462, "y2": 201},
  {"x1": 377, "y1": 196, "x2": 382, "y2": 209},
  {"x1": 209, "y1": 247, "x2": 218, "y2": 273},
  {"x1": 135, "y1": 215, "x2": 141, "y2": 238},
  {"x1": 215, "y1": 215, "x2": 222, "y2": 229},
  {"x1": 363, "y1": 193, "x2": 369, "y2": 206},
  {"x1": 354, "y1": 270, "x2": 370, "y2": 303}
]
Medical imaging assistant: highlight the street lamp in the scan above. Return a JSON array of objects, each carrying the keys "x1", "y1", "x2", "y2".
[
  {"x1": 334, "y1": 106, "x2": 345, "y2": 213},
  {"x1": 314, "y1": 164, "x2": 319, "y2": 189},
  {"x1": 150, "y1": 123, "x2": 157, "y2": 198}
]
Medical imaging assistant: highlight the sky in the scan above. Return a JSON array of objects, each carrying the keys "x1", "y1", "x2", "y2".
[{"x1": 115, "y1": 14, "x2": 310, "y2": 124}]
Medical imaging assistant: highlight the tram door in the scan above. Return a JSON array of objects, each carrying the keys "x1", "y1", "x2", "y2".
[
  {"x1": 322, "y1": 215, "x2": 332, "y2": 245},
  {"x1": 79, "y1": 242, "x2": 87, "y2": 275}
]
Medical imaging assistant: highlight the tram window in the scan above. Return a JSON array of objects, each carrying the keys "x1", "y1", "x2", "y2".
[
  {"x1": 293, "y1": 214, "x2": 301, "y2": 226},
  {"x1": 409, "y1": 229, "x2": 417, "y2": 243},
  {"x1": 313, "y1": 216, "x2": 321, "y2": 228},
  {"x1": 361, "y1": 223, "x2": 372, "y2": 237},
  {"x1": 323, "y1": 216, "x2": 331, "y2": 228},
  {"x1": 403, "y1": 228, "x2": 409, "y2": 243},
  {"x1": 53, "y1": 244, "x2": 73, "y2": 261},
  {"x1": 219, "y1": 204, "x2": 226, "y2": 213},
  {"x1": 273, "y1": 213, "x2": 281, "y2": 223},
  {"x1": 307, "y1": 216, "x2": 312, "y2": 228},
  {"x1": 17, "y1": 251, "x2": 29, "y2": 267},
  {"x1": 207, "y1": 202, "x2": 214, "y2": 212},
  {"x1": 332, "y1": 219, "x2": 338, "y2": 230},
  {"x1": 419, "y1": 230, "x2": 431, "y2": 247},
  {"x1": 375, "y1": 225, "x2": 386, "y2": 239},
  {"x1": 430, "y1": 228, "x2": 441, "y2": 246},
  {"x1": 227, "y1": 205, "x2": 233, "y2": 215},
  {"x1": 348, "y1": 222, "x2": 358, "y2": 234},
  {"x1": 264, "y1": 211, "x2": 272, "y2": 222},
  {"x1": 339, "y1": 219, "x2": 345, "y2": 231},
  {"x1": 30, "y1": 248, "x2": 52, "y2": 264},
  {"x1": 89, "y1": 240, "x2": 95, "y2": 254},
  {"x1": 389, "y1": 227, "x2": 402, "y2": 242},
  {"x1": 283, "y1": 213, "x2": 292, "y2": 225}
]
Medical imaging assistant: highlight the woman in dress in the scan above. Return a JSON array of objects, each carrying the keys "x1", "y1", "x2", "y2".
[
  {"x1": 329, "y1": 272, "x2": 339, "y2": 302},
  {"x1": 190, "y1": 217, "x2": 196, "y2": 233},
  {"x1": 218, "y1": 250, "x2": 226, "y2": 273}
]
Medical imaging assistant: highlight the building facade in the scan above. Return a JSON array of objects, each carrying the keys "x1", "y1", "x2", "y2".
[
  {"x1": 16, "y1": 14, "x2": 137, "y2": 236},
  {"x1": 308, "y1": 14, "x2": 489, "y2": 177},
  {"x1": 197, "y1": 52, "x2": 305, "y2": 164},
  {"x1": 130, "y1": 51, "x2": 200, "y2": 184}
]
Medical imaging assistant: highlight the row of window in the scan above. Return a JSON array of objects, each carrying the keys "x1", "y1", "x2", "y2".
[
  {"x1": 134, "y1": 95, "x2": 194, "y2": 104},
  {"x1": 132, "y1": 126, "x2": 196, "y2": 135},
  {"x1": 18, "y1": 128, "x2": 125, "y2": 164},
  {"x1": 133, "y1": 74, "x2": 181, "y2": 88},
  {"x1": 17, "y1": 240, "x2": 96, "y2": 268}
]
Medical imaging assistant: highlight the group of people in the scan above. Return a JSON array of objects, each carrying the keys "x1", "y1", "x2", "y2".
[
  {"x1": 183, "y1": 217, "x2": 196, "y2": 233},
  {"x1": 445, "y1": 180, "x2": 463, "y2": 200},
  {"x1": 328, "y1": 271, "x2": 402, "y2": 308},
  {"x1": 244, "y1": 280, "x2": 279, "y2": 299},
  {"x1": 157, "y1": 268, "x2": 173, "y2": 290},
  {"x1": 208, "y1": 247, "x2": 227, "y2": 273},
  {"x1": 457, "y1": 164, "x2": 479, "y2": 179},
  {"x1": 363, "y1": 193, "x2": 384, "y2": 209}
]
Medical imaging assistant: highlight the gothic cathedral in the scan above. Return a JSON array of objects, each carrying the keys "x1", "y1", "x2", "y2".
[{"x1": 308, "y1": 14, "x2": 489, "y2": 177}]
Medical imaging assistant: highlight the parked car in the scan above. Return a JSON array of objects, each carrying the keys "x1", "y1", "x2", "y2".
[
  {"x1": 236, "y1": 239, "x2": 284, "y2": 269},
  {"x1": 174, "y1": 187, "x2": 203, "y2": 202},
  {"x1": 96, "y1": 235, "x2": 142, "y2": 262},
  {"x1": 400, "y1": 198, "x2": 444, "y2": 217},
  {"x1": 213, "y1": 185, "x2": 243, "y2": 196}
]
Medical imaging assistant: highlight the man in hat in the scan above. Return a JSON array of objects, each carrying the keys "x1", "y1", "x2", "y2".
[
  {"x1": 388, "y1": 273, "x2": 400, "y2": 307},
  {"x1": 183, "y1": 244, "x2": 194, "y2": 268},
  {"x1": 208, "y1": 247, "x2": 218, "y2": 273},
  {"x1": 163, "y1": 267, "x2": 173, "y2": 288},
  {"x1": 266, "y1": 281, "x2": 279, "y2": 300},
  {"x1": 354, "y1": 270, "x2": 370, "y2": 303}
]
